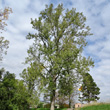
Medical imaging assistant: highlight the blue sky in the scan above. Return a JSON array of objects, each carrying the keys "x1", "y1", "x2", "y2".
[{"x1": 1, "y1": 0, "x2": 110, "y2": 102}]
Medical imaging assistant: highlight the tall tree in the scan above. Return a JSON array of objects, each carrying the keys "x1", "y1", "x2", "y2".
[
  {"x1": 0, "y1": 7, "x2": 12, "y2": 61},
  {"x1": 80, "y1": 73, "x2": 100, "y2": 103},
  {"x1": 26, "y1": 4, "x2": 94, "y2": 110}
]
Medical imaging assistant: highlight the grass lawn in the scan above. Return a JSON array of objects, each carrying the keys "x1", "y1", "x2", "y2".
[
  {"x1": 30, "y1": 103, "x2": 110, "y2": 110},
  {"x1": 30, "y1": 108, "x2": 67, "y2": 110},
  {"x1": 76, "y1": 103, "x2": 110, "y2": 110}
]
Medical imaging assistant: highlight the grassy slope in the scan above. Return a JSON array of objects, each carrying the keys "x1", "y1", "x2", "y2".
[{"x1": 76, "y1": 103, "x2": 110, "y2": 110}]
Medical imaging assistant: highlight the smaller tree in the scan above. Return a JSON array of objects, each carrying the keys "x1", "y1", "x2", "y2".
[
  {"x1": 0, "y1": 69, "x2": 16, "y2": 110},
  {"x1": 0, "y1": 68, "x2": 30, "y2": 110},
  {"x1": 14, "y1": 80, "x2": 30, "y2": 110},
  {"x1": 80, "y1": 73, "x2": 100, "y2": 103}
]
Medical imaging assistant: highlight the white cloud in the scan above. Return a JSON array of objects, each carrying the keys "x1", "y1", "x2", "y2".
[
  {"x1": 93, "y1": 0, "x2": 106, "y2": 5},
  {"x1": 3, "y1": 0, "x2": 30, "y2": 12},
  {"x1": 31, "y1": 0, "x2": 50, "y2": 12},
  {"x1": 101, "y1": 4, "x2": 110, "y2": 26}
]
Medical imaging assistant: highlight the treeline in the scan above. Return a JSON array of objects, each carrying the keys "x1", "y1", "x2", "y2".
[{"x1": 0, "y1": 4, "x2": 100, "y2": 110}]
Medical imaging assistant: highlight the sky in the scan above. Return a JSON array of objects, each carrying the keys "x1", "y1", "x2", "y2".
[{"x1": 1, "y1": 0, "x2": 110, "y2": 102}]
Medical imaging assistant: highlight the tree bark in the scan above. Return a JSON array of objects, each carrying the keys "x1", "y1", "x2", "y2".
[
  {"x1": 69, "y1": 93, "x2": 71, "y2": 108},
  {"x1": 50, "y1": 90, "x2": 55, "y2": 110},
  {"x1": 69, "y1": 93, "x2": 73, "y2": 108}
]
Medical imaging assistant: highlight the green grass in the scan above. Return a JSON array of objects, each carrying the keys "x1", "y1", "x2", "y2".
[
  {"x1": 30, "y1": 108, "x2": 67, "y2": 110},
  {"x1": 76, "y1": 103, "x2": 110, "y2": 110}
]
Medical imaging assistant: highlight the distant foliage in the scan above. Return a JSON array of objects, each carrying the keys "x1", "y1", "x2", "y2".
[
  {"x1": 0, "y1": 7, "x2": 12, "y2": 61},
  {"x1": 0, "y1": 7, "x2": 12, "y2": 31},
  {"x1": 0, "y1": 37, "x2": 9, "y2": 61}
]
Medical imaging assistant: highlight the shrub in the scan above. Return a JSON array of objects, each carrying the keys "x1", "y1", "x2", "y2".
[
  {"x1": 44, "y1": 103, "x2": 51, "y2": 108},
  {"x1": 60, "y1": 103, "x2": 69, "y2": 108}
]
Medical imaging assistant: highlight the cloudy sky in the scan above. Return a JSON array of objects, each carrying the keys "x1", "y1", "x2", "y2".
[{"x1": 1, "y1": 0, "x2": 110, "y2": 102}]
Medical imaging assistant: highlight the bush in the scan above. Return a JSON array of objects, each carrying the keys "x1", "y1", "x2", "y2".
[
  {"x1": 44, "y1": 103, "x2": 51, "y2": 108},
  {"x1": 37, "y1": 102, "x2": 44, "y2": 108},
  {"x1": 37, "y1": 108, "x2": 49, "y2": 110},
  {"x1": 60, "y1": 103, "x2": 69, "y2": 108}
]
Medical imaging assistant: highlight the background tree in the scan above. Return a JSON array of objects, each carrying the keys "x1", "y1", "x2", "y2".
[
  {"x1": 58, "y1": 71, "x2": 77, "y2": 108},
  {"x1": 0, "y1": 69, "x2": 16, "y2": 110},
  {"x1": 20, "y1": 62, "x2": 44, "y2": 108},
  {"x1": 80, "y1": 73, "x2": 100, "y2": 103},
  {"x1": 26, "y1": 4, "x2": 94, "y2": 110},
  {"x1": 0, "y1": 7, "x2": 12, "y2": 61},
  {"x1": 14, "y1": 80, "x2": 30, "y2": 110},
  {"x1": 0, "y1": 69, "x2": 30, "y2": 110}
]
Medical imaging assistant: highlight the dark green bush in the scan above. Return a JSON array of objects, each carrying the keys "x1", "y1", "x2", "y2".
[
  {"x1": 44, "y1": 103, "x2": 51, "y2": 108},
  {"x1": 37, "y1": 102, "x2": 44, "y2": 108}
]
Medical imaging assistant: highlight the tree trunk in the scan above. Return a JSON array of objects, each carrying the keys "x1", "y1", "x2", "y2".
[
  {"x1": 69, "y1": 93, "x2": 71, "y2": 108},
  {"x1": 50, "y1": 90, "x2": 55, "y2": 110},
  {"x1": 69, "y1": 92, "x2": 73, "y2": 108}
]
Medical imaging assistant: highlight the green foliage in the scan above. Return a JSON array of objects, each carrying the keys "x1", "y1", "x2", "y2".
[
  {"x1": 36, "y1": 109, "x2": 49, "y2": 110},
  {"x1": 0, "y1": 37, "x2": 9, "y2": 61},
  {"x1": 20, "y1": 62, "x2": 44, "y2": 94},
  {"x1": 0, "y1": 68, "x2": 30, "y2": 110},
  {"x1": 20, "y1": 62, "x2": 43, "y2": 108},
  {"x1": 0, "y1": 69, "x2": 16, "y2": 110},
  {"x1": 44, "y1": 103, "x2": 51, "y2": 108},
  {"x1": 59, "y1": 103, "x2": 69, "y2": 108},
  {"x1": 80, "y1": 73, "x2": 100, "y2": 103},
  {"x1": 37, "y1": 102, "x2": 44, "y2": 108},
  {"x1": 14, "y1": 80, "x2": 30, "y2": 110}
]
